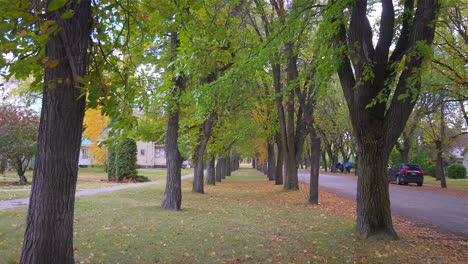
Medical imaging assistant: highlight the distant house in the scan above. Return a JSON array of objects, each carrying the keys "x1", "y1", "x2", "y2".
[
  {"x1": 448, "y1": 132, "x2": 468, "y2": 175},
  {"x1": 78, "y1": 138, "x2": 167, "y2": 168},
  {"x1": 137, "y1": 141, "x2": 166, "y2": 168},
  {"x1": 78, "y1": 137, "x2": 93, "y2": 167}
]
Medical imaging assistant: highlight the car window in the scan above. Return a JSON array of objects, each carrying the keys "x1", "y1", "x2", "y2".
[{"x1": 407, "y1": 164, "x2": 421, "y2": 170}]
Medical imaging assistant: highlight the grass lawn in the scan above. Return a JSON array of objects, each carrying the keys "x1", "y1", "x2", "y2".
[
  {"x1": 424, "y1": 176, "x2": 468, "y2": 186},
  {"x1": 0, "y1": 167, "x2": 194, "y2": 198},
  {"x1": 0, "y1": 191, "x2": 30, "y2": 201},
  {"x1": 0, "y1": 168, "x2": 464, "y2": 263}
]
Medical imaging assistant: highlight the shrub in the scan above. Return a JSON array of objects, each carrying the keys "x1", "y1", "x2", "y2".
[
  {"x1": 425, "y1": 164, "x2": 436, "y2": 177},
  {"x1": 115, "y1": 138, "x2": 138, "y2": 181},
  {"x1": 446, "y1": 164, "x2": 467, "y2": 179},
  {"x1": 134, "y1": 175, "x2": 150, "y2": 182},
  {"x1": 105, "y1": 144, "x2": 117, "y2": 181}
]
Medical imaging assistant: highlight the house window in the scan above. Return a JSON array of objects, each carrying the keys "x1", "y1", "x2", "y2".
[
  {"x1": 140, "y1": 149, "x2": 145, "y2": 155},
  {"x1": 81, "y1": 148, "x2": 89, "y2": 159},
  {"x1": 155, "y1": 148, "x2": 165, "y2": 158}
]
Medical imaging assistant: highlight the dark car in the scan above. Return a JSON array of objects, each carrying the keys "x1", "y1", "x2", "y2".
[{"x1": 388, "y1": 163, "x2": 424, "y2": 186}]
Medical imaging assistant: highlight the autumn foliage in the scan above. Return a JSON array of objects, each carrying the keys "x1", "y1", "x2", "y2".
[
  {"x1": 83, "y1": 108, "x2": 109, "y2": 165},
  {"x1": 0, "y1": 105, "x2": 39, "y2": 183}
]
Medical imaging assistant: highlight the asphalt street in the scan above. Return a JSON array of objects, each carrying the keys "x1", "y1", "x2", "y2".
[{"x1": 298, "y1": 170, "x2": 468, "y2": 237}]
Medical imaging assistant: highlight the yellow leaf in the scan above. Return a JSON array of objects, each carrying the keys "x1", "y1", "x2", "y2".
[
  {"x1": 208, "y1": 252, "x2": 216, "y2": 257},
  {"x1": 41, "y1": 20, "x2": 56, "y2": 32}
]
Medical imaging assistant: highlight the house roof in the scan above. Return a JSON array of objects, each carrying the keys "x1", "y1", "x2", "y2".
[{"x1": 81, "y1": 137, "x2": 92, "y2": 146}]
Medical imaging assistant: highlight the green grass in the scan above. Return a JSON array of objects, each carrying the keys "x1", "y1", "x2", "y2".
[
  {"x1": 424, "y1": 176, "x2": 468, "y2": 186},
  {"x1": 0, "y1": 168, "x2": 462, "y2": 263},
  {"x1": 0, "y1": 167, "x2": 194, "y2": 201},
  {"x1": 0, "y1": 191, "x2": 30, "y2": 201}
]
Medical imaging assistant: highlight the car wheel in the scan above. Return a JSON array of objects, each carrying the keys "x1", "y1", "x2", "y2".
[{"x1": 417, "y1": 182, "x2": 423, "y2": 186}]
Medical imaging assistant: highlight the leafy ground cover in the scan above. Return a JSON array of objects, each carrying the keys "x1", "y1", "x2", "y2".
[{"x1": 0, "y1": 168, "x2": 465, "y2": 263}]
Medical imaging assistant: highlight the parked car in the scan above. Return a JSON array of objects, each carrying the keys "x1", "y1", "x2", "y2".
[{"x1": 388, "y1": 163, "x2": 424, "y2": 186}]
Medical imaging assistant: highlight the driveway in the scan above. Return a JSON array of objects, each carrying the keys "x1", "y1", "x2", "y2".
[
  {"x1": 298, "y1": 170, "x2": 468, "y2": 237},
  {"x1": 0, "y1": 174, "x2": 194, "y2": 210}
]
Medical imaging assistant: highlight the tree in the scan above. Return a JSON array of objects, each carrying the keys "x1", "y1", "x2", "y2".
[
  {"x1": 0, "y1": 105, "x2": 39, "y2": 184},
  {"x1": 327, "y1": 0, "x2": 441, "y2": 239},
  {"x1": 161, "y1": 32, "x2": 185, "y2": 210},
  {"x1": 17, "y1": 1, "x2": 93, "y2": 262},
  {"x1": 83, "y1": 108, "x2": 109, "y2": 165}
]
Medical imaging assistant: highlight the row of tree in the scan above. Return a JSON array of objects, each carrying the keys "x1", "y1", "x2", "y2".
[{"x1": 0, "y1": 0, "x2": 465, "y2": 262}]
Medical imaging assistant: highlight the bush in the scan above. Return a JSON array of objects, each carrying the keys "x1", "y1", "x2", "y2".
[
  {"x1": 446, "y1": 164, "x2": 467, "y2": 179},
  {"x1": 115, "y1": 138, "x2": 138, "y2": 181},
  {"x1": 425, "y1": 164, "x2": 436, "y2": 177},
  {"x1": 134, "y1": 175, "x2": 150, "y2": 182}
]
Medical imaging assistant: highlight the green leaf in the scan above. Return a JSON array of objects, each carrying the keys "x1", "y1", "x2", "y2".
[
  {"x1": 397, "y1": 94, "x2": 409, "y2": 101},
  {"x1": 48, "y1": 0, "x2": 67, "y2": 11},
  {"x1": 61, "y1": 9, "x2": 75, "y2": 19}
]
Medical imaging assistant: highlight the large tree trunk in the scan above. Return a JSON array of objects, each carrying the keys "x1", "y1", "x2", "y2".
[
  {"x1": 283, "y1": 48, "x2": 299, "y2": 190},
  {"x1": 205, "y1": 156, "x2": 215, "y2": 185},
  {"x1": 436, "y1": 102, "x2": 447, "y2": 187},
  {"x1": 275, "y1": 135, "x2": 284, "y2": 185},
  {"x1": 396, "y1": 135, "x2": 411, "y2": 164},
  {"x1": 357, "y1": 144, "x2": 398, "y2": 239},
  {"x1": 321, "y1": 150, "x2": 328, "y2": 172},
  {"x1": 267, "y1": 143, "x2": 275, "y2": 181},
  {"x1": 15, "y1": 158, "x2": 28, "y2": 185},
  {"x1": 435, "y1": 141, "x2": 447, "y2": 187},
  {"x1": 309, "y1": 131, "x2": 320, "y2": 205},
  {"x1": 20, "y1": 1, "x2": 91, "y2": 263},
  {"x1": 215, "y1": 158, "x2": 223, "y2": 182},
  {"x1": 192, "y1": 108, "x2": 217, "y2": 194},
  {"x1": 226, "y1": 154, "x2": 231, "y2": 176},
  {"x1": 192, "y1": 142, "x2": 206, "y2": 194},
  {"x1": 161, "y1": 32, "x2": 185, "y2": 210}
]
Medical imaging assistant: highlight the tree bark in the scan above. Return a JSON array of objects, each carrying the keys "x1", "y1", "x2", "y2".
[
  {"x1": 321, "y1": 150, "x2": 327, "y2": 172},
  {"x1": 435, "y1": 141, "x2": 447, "y2": 187},
  {"x1": 20, "y1": 1, "x2": 91, "y2": 263},
  {"x1": 192, "y1": 142, "x2": 206, "y2": 194},
  {"x1": 275, "y1": 134, "x2": 284, "y2": 185},
  {"x1": 215, "y1": 158, "x2": 223, "y2": 182},
  {"x1": 267, "y1": 143, "x2": 276, "y2": 181},
  {"x1": 436, "y1": 102, "x2": 447, "y2": 187},
  {"x1": 161, "y1": 32, "x2": 185, "y2": 210},
  {"x1": 205, "y1": 156, "x2": 216, "y2": 185},
  {"x1": 192, "y1": 108, "x2": 217, "y2": 194},
  {"x1": 356, "y1": 146, "x2": 398, "y2": 239},
  {"x1": 309, "y1": 131, "x2": 321, "y2": 205},
  {"x1": 221, "y1": 158, "x2": 227, "y2": 179},
  {"x1": 226, "y1": 154, "x2": 231, "y2": 176},
  {"x1": 15, "y1": 158, "x2": 28, "y2": 185},
  {"x1": 283, "y1": 46, "x2": 299, "y2": 190}
]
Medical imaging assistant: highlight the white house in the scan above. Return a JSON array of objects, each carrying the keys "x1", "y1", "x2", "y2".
[
  {"x1": 79, "y1": 138, "x2": 167, "y2": 168},
  {"x1": 136, "y1": 141, "x2": 166, "y2": 168},
  {"x1": 448, "y1": 132, "x2": 468, "y2": 176},
  {"x1": 78, "y1": 137, "x2": 93, "y2": 167}
]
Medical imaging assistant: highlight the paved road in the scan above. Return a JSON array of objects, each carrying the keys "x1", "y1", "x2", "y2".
[
  {"x1": 0, "y1": 174, "x2": 194, "y2": 210},
  {"x1": 298, "y1": 170, "x2": 468, "y2": 237}
]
